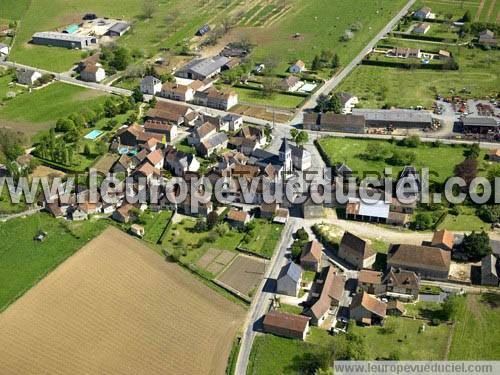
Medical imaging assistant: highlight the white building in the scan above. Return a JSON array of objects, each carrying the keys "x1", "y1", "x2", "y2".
[
  {"x1": 80, "y1": 63, "x2": 106, "y2": 83},
  {"x1": 140, "y1": 76, "x2": 162, "y2": 95},
  {"x1": 0, "y1": 43, "x2": 9, "y2": 56}
]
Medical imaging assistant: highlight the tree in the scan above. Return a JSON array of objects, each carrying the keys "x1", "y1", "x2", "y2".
[
  {"x1": 311, "y1": 55, "x2": 321, "y2": 71},
  {"x1": 83, "y1": 143, "x2": 92, "y2": 157},
  {"x1": 316, "y1": 93, "x2": 330, "y2": 112},
  {"x1": 55, "y1": 118, "x2": 75, "y2": 132},
  {"x1": 261, "y1": 77, "x2": 278, "y2": 98},
  {"x1": 412, "y1": 212, "x2": 434, "y2": 230},
  {"x1": 149, "y1": 96, "x2": 158, "y2": 108},
  {"x1": 463, "y1": 10, "x2": 471, "y2": 22},
  {"x1": 142, "y1": 0, "x2": 157, "y2": 19},
  {"x1": 104, "y1": 98, "x2": 119, "y2": 117},
  {"x1": 207, "y1": 211, "x2": 219, "y2": 229},
  {"x1": 110, "y1": 47, "x2": 131, "y2": 71},
  {"x1": 296, "y1": 227, "x2": 309, "y2": 242},
  {"x1": 389, "y1": 150, "x2": 416, "y2": 166},
  {"x1": 132, "y1": 87, "x2": 144, "y2": 103},
  {"x1": 328, "y1": 93, "x2": 342, "y2": 114},
  {"x1": 399, "y1": 134, "x2": 421, "y2": 148},
  {"x1": 462, "y1": 231, "x2": 491, "y2": 260},
  {"x1": 454, "y1": 157, "x2": 478, "y2": 187},
  {"x1": 464, "y1": 143, "x2": 480, "y2": 159},
  {"x1": 331, "y1": 53, "x2": 340, "y2": 69},
  {"x1": 295, "y1": 131, "x2": 309, "y2": 148}
]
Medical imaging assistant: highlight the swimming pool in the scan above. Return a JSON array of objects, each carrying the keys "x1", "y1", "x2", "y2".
[{"x1": 84, "y1": 130, "x2": 104, "y2": 140}]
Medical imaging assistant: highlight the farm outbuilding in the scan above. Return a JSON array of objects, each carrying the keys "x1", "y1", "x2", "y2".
[
  {"x1": 32, "y1": 32, "x2": 97, "y2": 49},
  {"x1": 352, "y1": 109, "x2": 433, "y2": 129}
]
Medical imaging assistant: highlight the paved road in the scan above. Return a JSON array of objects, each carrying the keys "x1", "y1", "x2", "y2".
[
  {"x1": 290, "y1": 0, "x2": 417, "y2": 125},
  {"x1": 234, "y1": 218, "x2": 297, "y2": 375}
]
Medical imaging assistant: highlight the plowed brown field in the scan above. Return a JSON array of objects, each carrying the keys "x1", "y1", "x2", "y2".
[{"x1": 0, "y1": 227, "x2": 244, "y2": 375}]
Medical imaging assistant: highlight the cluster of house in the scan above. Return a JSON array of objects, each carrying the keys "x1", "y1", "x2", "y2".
[
  {"x1": 386, "y1": 47, "x2": 451, "y2": 60},
  {"x1": 38, "y1": 98, "x2": 316, "y2": 222},
  {"x1": 262, "y1": 228, "x2": 457, "y2": 341},
  {"x1": 31, "y1": 14, "x2": 130, "y2": 50},
  {"x1": 141, "y1": 74, "x2": 238, "y2": 111}
]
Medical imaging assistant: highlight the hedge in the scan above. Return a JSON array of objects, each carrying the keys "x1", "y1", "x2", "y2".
[
  {"x1": 391, "y1": 32, "x2": 457, "y2": 43},
  {"x1": 361, "y1": 59, "x2": 457, "y2": 70}
]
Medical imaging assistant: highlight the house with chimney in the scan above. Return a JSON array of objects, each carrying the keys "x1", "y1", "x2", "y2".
[
  {"x1": 350, "y1": 291, "x2": 387, "y2": 326},
  {"x1": 338, "y1": 232, "x2": 376, "y2": 270}
]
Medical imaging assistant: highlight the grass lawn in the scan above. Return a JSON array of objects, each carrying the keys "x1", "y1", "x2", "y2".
[
  {"x1": 317, "y1": 137, "x2": 487, "y2": 183},
  {"x1": 438, "y1": 213, "x2": 489, "y2": 231},
  {"x1": 0, "y1": 187, "x2": 27, "y2": 214},
  {"x1": 337, "y1": 42, "x2": 499, "y2": 108},
  {"x1": 0, "y1": 0, "x2": 31, "y2": 20},
  {"x1": 249, "y1": 0, "x2": 408, "y2": 73},
  {"x1": 277, "y1": 303, "x2": 303, "y2": 315},
  {"x1": 448, "y1": 294, "x2": 500, "y2": 360},
  {"x1": 350, "y1": 316, "x2": 451, "y2": 360},
  {"x1": 0, "y1": 82, "x2": 109, "y2": 131},
  {"x1": 0, "y1": 69, "x2": 26, "y2": 100},
  {"x1": 141, "y1": 210, "x2": 173, "y2": 244},
  {"x1": 247, "y1": 327, "x2": 332, "y2": 375},
  {"x1": 229, "y1": 86, "x2": 305, "y2": 109},
  {"x1": 163, "y1": 218, "x2": 245, "y2": 269},
  {"x1": 240, "y1": 219, "x2": 283, "y2": 258},
  {"x1": 413, "y1": 0, "x2": 480, "y2": 20},
  {"x1": 0, "y1": 213, "x2": 108, "y2": 312}
]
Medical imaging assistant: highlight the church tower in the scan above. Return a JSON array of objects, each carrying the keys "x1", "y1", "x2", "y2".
[{"x1": 279, "y1": 137, "x2": 292, "y2": 173}]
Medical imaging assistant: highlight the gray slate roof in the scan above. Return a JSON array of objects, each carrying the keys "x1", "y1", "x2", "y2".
[
  {"x1": 179, "y1": 56, "x2": 229, "y2": 77},
  {"x1": 353, "y1": 108, "x2": 432, "y2": 124},
  {"x1": 462, "y1": 116, "x2": 498, "y2": 127},
  {"x1": 33, "y1": 31, "x2": 94, "y2": 43},
  {"x1": 278, "y1": 262, "x2": 302, "y2": 282}
]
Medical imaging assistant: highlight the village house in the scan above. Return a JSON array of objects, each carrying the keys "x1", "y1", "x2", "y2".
[
  {"x1": 276, "y1": 262, "x2": 303, "y2": 297},
  {"x1": 260, "y1": 202, "x2": 279, "y2": 219},
  {"x1": 263, "y1": 311, "x2": 310, "y2": 340},
  {"x1": 429, "y1": 229, "x2": 455, "y2": 251},
  {"x1": 115, "y1": 124, "x2": 163, "y2": 148},
  {"x1": 0, "y1": 43, "x2": 10, "y2": 56},
  {"x1": 160, "y1": 81, "x2": 196, "y2": 102},
  {"x1": 16, "y1": 69, "x2": 42, "y2": 85},
  {"x1": 226, "y1": 208, "x2": 250, "y2": 229},
  {"x1": 197, "y1": 132, "x2": 228, "y2": 157},
  {"x1": 387, "y1": 244, "x2": 451, "y2": 281},
  {"x1": 143, "y1": 120, "x2": 177, "y2": 142},
  {"x1": 146, "y1": 101, "x2": 198, "y2": 126},
  {"x1": 132, "y1": 162, "x2": 161, "y2": 183},
  {"x1": 229, "y1": 127, "x2": 266, "y2": 156},
  {"x1": 338, "y1": 231, "x2": 376, "y2": 270},
  {"x1": 165, "y1": 147, "x2": 200, "y2": 176},
  {"x1": 223, "y1": 114, "x2": 244, "y2": 132},
  {"x1": 130, "y1": 224, "x2": 145, "y2": 238},
  {"x1": 178, "y1": 194, "x2": 213, "y2": 217},
  {"x1": 478, "y1": 29, "x2": 497, "y2": 47},
  {"x1": 289, "y1": 60, "x2": 306, "y2": 73},
  {"x1": 145, "y1": 149, "x2": 164, "y2": 170},
  {"x1": 383, "y1": 267, "x2": 420, "y2": 300},
  {"x1": 300, "y1": 198, "x2": 325, "y2": 219},
  {"x1": 350, "y1": 291, "x2": 387, "y2": 326},
  {"x1": 304, "y1": 266, "x2": 345, "y2": 326},
  {"x1": 279, "y1": 76, "x2": 302, "y2": 92},
  {"x1": 386, "y1": 300, "x2": 406, "y2": 316},
  {"x1": 112, "y1": 203, "x2": 135, "y2": 223},
  {"x1": 489, "y1": 149, "x2": 500, "y2": 162},
  {"x1": 188, "y1": 122, "x2": 217, "y2": 146},
  {"x1": 140, "y1": 76, "x2": 162, "y2": 95},
  {"x1": 389, "y1": 47, "x2": 421, "y2": 59},
  {"x1": 274, "y1": 208, "x2": 290, "y2": 224},
  {"x1": 193, "y1": 87, "x2": 238, "y2": 110},
  {"x1": 481, "y1": 254, "x2": 499, "y2": 286},
  {"x1": 291, "y1": 145, "x2": 312, "y2": 171},
  {"x1": 338, "y1": 92, "x2": 359, "y2": 114},
  {"x1": 414, "y1": 22, "x2": 431, "y2": 34},
  {"x1": 175, "y1": 55, "x2": 229, "y2": 80},
  {"x1": 357, "y1": 270, "x2": 385, "y2": 295},
  {"x1": 413, "y1": 6, "x2": 432, "y2": 20},
  {"x1": 300, "y1": 240, "x2": 322, "y2": 272},
  {"x1": 80, "y1": 63, "x2": 105, "y2": 82}
]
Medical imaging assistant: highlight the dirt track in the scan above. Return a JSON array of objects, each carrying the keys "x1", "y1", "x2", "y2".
[{"x1": 0, "y1": 227, "x2": 244, "y2": 375}]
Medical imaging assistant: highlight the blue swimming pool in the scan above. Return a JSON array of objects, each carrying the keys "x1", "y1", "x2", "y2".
[{"x1": 84, "y1": 130, "x2": 104, "y2": 140}]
